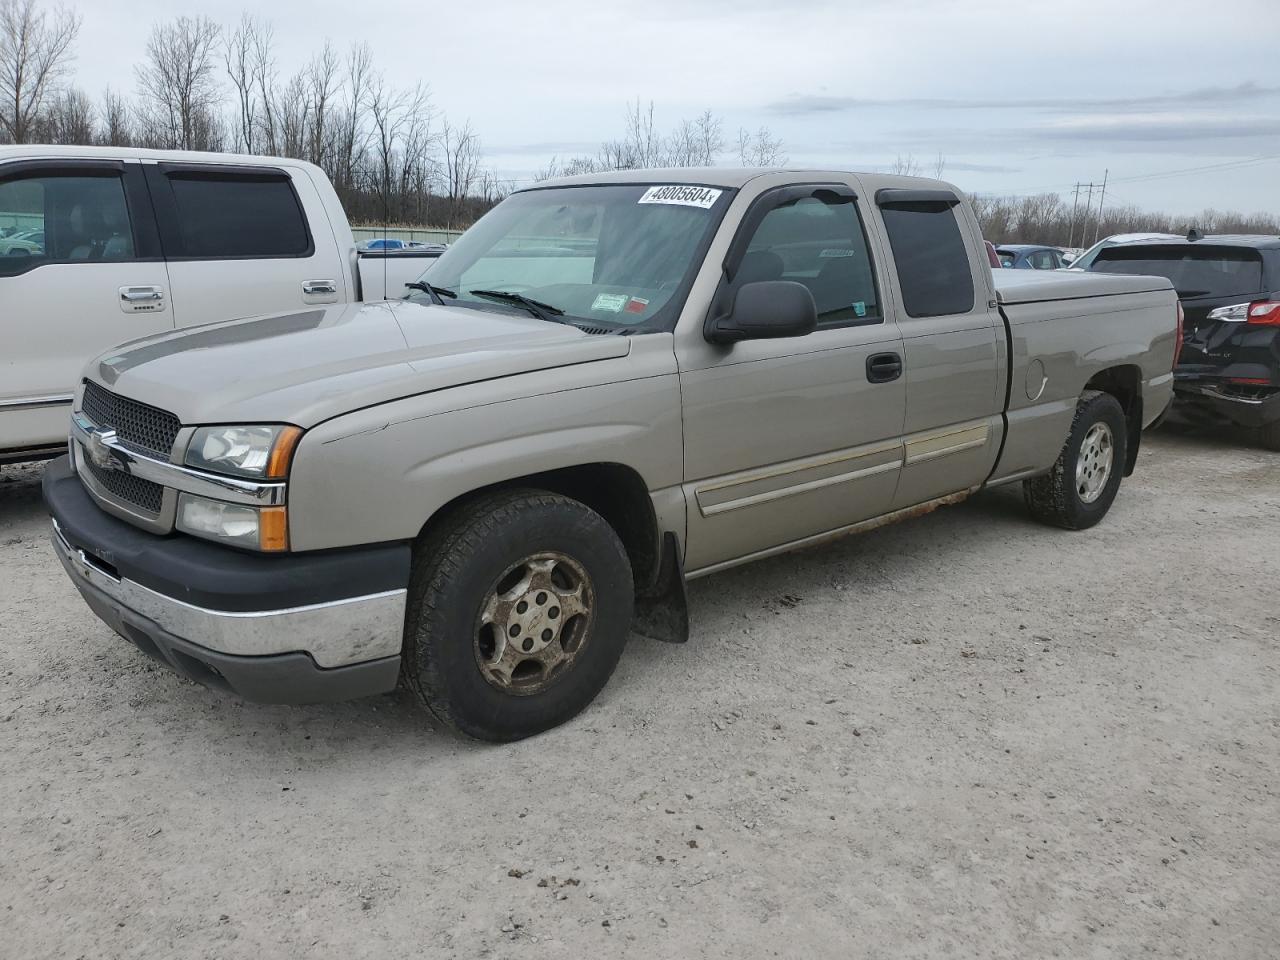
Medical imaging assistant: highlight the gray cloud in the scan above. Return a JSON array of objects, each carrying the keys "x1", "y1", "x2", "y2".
[
  {"x1": 1030, "y1": 116, "x2": 1280, "y2": 141},
  {"x1": 768, "y1": 82, "x2": 1280, "y2": 115}
]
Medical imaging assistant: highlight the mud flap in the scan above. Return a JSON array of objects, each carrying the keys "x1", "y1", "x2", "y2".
[
  {"x1": 1124, "y1": 395, "x2": 1143, "y2": 476},
  {"x1": 632, "y1": 532, "x2": 689, "y2": 644}
]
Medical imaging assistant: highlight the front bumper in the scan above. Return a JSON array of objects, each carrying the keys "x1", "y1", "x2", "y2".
[
  {"x1": 43, "y1": 457, "x2": 411, "y2": 704},
  {"x1": 1174, "y1": 379, "x2": 1280, "y2": 428}
]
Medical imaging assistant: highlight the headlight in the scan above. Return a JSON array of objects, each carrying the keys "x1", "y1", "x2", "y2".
[
  {"x1": 177, "y1": 494, "x2": 289, "y2": 552},
  {"x1": 185, "y1": 424, "x2": 302, "y2": 479}
]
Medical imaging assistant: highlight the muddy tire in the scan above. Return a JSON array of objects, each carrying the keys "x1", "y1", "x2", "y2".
[
  {"x1": 402, "y1": 489, "x2": 633, "y2": 742},
  {"x1": 1024, "y1": 390, "x2": 1128, "y2": 530},
  {"x1": 1259, "y1": 420, "x2": 1280, "y2": 452}
]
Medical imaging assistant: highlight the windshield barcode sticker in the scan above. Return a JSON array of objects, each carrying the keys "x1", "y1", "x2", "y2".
[{"x1": 638, "y1": 185, "x2": 722, "y2": 209}]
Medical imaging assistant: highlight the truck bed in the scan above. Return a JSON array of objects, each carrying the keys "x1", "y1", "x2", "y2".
[
  {"x1": 356, "y1": 249, "x2": 444, "y2": 302},
  {"x1": 988, "y1": 268, "x2": 1178, "y2": 486}
]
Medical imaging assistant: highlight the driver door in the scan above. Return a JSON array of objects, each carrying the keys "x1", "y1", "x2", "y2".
[{"x1": 675, "y1": 182, "x2": 907, "y2": 573}]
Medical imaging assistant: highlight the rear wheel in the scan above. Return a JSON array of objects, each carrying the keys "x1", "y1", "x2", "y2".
[
  {"x1": 402, "y1": 489, "x2": 634, "y2": 742},
  {"x1": 1024, "y1": 390, "x2": 1128, "y2": 530}
]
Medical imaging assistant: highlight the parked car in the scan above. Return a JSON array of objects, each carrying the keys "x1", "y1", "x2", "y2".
[
  {"x1": 995, "y1": 244, "x2": 1068, "y2": 269},
  {"x1": 1068, "y1": 233, "x2": 1181, "y2": 271},
  {"x1": 1083, "y1": 233, "x2": 1280, "y2": 448},
  {"x1": 3, "y1": 229, "x2": 42, "y2": 255},
  {"x1": 43, "y1": 169, "x2": 1178, "y2": 741},
  {"x1": 361, "y1": 237, "x2": 408, "y2": 250},
  {"x1": 0, "y1": 145, "x2": 445, "y2": 464}
]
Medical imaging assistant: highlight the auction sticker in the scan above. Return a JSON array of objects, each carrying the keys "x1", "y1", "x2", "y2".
[
  {"x1": 638, "y1": 185, "x2": 722, "y2": 209},
  {"x1": 591, "y1": 293, "x2": 629, "y2": 312}
]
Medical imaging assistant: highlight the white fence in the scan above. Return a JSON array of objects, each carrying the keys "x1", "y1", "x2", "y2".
[{"x1": 352, "y1": 226, "x2": 464, "y2": 246}]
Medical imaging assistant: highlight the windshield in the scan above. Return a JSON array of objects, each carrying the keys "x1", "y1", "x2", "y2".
[
  {"x1": 1091, "y1": 245, "x2": 1264, "y2": 299},
  {"x1": 410, "y1": 183, "x2": 732, "y2": 332}
]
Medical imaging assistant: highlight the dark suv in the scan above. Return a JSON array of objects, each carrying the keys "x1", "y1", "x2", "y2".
[{"x1": 1086, "y1": 235, "x2": 1280, "y2": 449}]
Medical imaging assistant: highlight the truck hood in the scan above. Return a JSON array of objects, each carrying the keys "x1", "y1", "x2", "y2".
[{"x1": 88, "y1": 301, "x2": 631, "y2": 427}]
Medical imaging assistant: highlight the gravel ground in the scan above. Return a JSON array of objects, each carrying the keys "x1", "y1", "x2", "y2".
[{"x1": 1, "y1": 421, "x2": 1277, "y2": 960}]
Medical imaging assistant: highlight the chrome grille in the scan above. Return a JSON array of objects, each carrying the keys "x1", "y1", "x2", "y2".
[
  {"x1": 81, "y1": 380, "x2": 180, "y2": 458},
  {"x1": 82, "y1": 456, "x2": 165, "y2": 515}
]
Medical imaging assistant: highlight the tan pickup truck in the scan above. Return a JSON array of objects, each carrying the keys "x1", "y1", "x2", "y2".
[{"x1": 42, "y1": 169, "x2": 1179, "y2": 741}]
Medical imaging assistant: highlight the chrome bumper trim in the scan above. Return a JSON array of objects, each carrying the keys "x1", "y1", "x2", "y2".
[
  {"x1": 52, "y1": 519, "x2": 406, "y2": 669},
  {"x1": 71, "y1": 412, "x2": 286, "y2": 507},
  {"x1": 1186, "y1": 383, "x2": 1275, "y2": 406}
]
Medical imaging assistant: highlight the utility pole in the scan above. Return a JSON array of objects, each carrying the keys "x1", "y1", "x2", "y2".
[
  {"x1": 1068, "y1": 183, "x2": 1082, "y2": 248},
  {"x1": 1083, "y1": 182, "x2": 1095, "y2": 248},
  {"x1": 1091, "y1": 169, "x2": 1109, "y2": 246}
]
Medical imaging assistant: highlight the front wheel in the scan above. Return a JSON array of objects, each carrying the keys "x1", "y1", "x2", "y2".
[
  {"x1": 1024, "y1": 390, "x2": 1128, "y2": 530},
  {"x1": 403, "y1": 489, "x2": 634, "y2": 742}
]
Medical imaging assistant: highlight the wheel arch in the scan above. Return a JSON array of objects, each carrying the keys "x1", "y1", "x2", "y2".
[
  {"x1": 414, "y1": 461, "x2": 662, "y2": 593},
  {"x1": 1084, "y1": 364, "x2": 1143, "y2": 476}
]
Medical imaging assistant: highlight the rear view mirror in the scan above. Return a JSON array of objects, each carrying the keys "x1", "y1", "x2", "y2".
[{"x1": 705, "y1": 280, "x2": 817, "y2": 344}]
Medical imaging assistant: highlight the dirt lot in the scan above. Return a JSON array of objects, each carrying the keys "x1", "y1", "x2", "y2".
[{"x1": 1, "y1": 422, "x2": 1277, "y2": 960}]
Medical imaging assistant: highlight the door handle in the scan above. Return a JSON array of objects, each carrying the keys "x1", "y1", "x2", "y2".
[
  {"x1": 866, "y1": 352, "x2": 903, "y2": 383},
  {"x1": 302, "y1": 279, "x2": 337, "y2": 296},
  {"x1": 118, "y1": 285, "x2": 166, "y2": 314}
]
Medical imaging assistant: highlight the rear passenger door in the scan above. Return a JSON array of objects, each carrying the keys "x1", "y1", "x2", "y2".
[
  {"x1": 0, "y1": 159, "x2": 170, "y2": 454},
  {"x1": 677, "y1": 183, "x2": 907, "y2": 573},
  {"x1": 873, "y1": 190, "x2": 1004, "y2": 509},
  {"x1": 144, "y1": 162, "x2": 344, "y2": 328}
]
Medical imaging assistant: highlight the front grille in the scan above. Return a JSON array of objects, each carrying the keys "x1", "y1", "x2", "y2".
[
  {"x1": 82, "y1": 456, "x2": 164, "y2": 515},
  {"x1": 81, "y1": 380, "x2": 180, "y2": 459}
]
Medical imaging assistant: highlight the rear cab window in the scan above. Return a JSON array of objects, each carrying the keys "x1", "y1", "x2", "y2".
[
  {"x1": 1090, "y1": 245, "x2": 1264, "y2": 300},
  {"x1": 879, "y1": 198, "x2": 975, "y2": 317},
  {"x1": 156, "y1": 168, "x2": 312, "y2": 259}
]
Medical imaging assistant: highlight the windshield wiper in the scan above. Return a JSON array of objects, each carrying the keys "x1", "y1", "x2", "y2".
[
  {"x1": 404, "y1": 281, "x2": 457, "y2": 306},
  {"x1": 469, "y1": 289, "x2": 567, "y2": 324}
]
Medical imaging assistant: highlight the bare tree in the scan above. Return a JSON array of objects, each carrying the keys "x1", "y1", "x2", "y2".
[
  {"x1": 931, "y1": 151, "x2": 946, "y2": 179},
  {"x1": 135, "y1": 15, "x2": 222, "y2": 150},
  {"x1": 889, "y1": 154, "x2": 922, "y2": 177},
  {"x1": 249, "y1": 19, "x2": 278, "y2": 153},
  {"x1": 98, "y1": 86, "x2": 132, "y2": 145},
  {"x1": 668, "y1": 110, "x2": 722, "y2": 167},
  {"x1": 223, "y1": 13, "x2": 261, "y2": 153},
  {"x1": 36, "y1": 83, "x2": 89, "y2": 142},
  {"x1": 441, "y1": 119, "x2": 480, "y2": 229},
  {"x1": 737, "y1": 126, "x2": 786, "y2": 167},
  {"x1": 0, "y1": 0, "x2": 80, "y2": 144},
  {"x1": 305, "y1": 42, "x2": 339, "y2": 167},
  {"x1": 333, "y1": 42, "x2": 373, "y2": 193}
]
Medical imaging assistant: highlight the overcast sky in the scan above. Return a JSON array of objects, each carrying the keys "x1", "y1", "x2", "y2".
[{"x1": 73, "y1": 0, "x2": 1280, "y2": 215}]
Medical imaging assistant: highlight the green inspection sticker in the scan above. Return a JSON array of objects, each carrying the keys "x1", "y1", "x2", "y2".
[
  {"x1": 853, "y1": 301, "x2": 867, "y2": 317},
  {"x1": 591, "y1": 293, "x2": 628, "y2": 313}
]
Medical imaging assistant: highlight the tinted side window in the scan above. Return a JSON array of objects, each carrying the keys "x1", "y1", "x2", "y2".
[
  {"x1": 880, "y1": 202, "x2": 975, "y2": 317},
  {"x1": 733, "y1": 195, "x2": 881, "y2": 327},
  {"x1": 166, "y1": 174, "x2": 311, "y2": 259},
  {"x1": 0, "y1": 172, "x2": 134, "y2": 275}
]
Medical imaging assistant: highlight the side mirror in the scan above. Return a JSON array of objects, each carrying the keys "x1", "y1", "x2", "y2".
[{"x1": 705, "y1": 280, "x2": 818, "y2": 345}]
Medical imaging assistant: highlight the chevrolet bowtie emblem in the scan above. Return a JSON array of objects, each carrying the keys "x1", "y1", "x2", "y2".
[{"x1": 87, "y1": 428, "x2": 120, "y2": 471}]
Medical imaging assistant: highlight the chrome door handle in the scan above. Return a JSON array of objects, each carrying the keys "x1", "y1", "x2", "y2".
[
  {"x1": 302, "y1": 280, "x2": 337, "y2": 296},
  {"x1": 120, "y1": 287, "x2": 163, "y2": 302}
]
